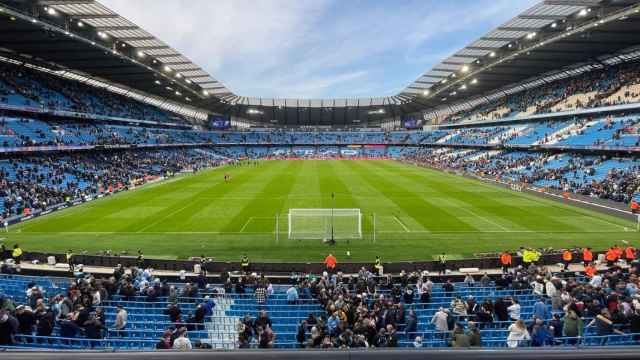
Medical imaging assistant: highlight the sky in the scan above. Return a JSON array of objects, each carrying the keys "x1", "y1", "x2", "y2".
[{"x1": 100, "y1": 0, "x2": 539, "y2": 99}]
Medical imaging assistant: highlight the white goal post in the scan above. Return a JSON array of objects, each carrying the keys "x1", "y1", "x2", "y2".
[{"x1": 288, "y1": 208, "x2": 362, "y2": 240}]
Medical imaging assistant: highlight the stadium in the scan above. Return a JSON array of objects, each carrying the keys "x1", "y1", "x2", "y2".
[{"x1": 1, "y1": 0, "x2": 640, "y2": 358}]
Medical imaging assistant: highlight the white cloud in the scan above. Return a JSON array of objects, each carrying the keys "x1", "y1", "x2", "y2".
[{"x1": 99, "y1": 0, "x2": 540, "y2": 98}]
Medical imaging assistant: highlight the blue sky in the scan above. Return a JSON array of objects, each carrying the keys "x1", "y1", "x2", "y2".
[{"x1": 101, "y1": 0, "x2": 539, "y2": 99}]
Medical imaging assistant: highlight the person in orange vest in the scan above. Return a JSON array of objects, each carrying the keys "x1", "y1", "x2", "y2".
[
  {"x1": 324, "y1": 253, "x2": 337, "y2": 273},
  {"x1": 613, "y1": 245, "x2": 623, "y2": 261},
  {"x1": 562, "y1": 249, "x2": 573, "y2": 271},
  {"x1": 605, "y1": 247, "x2": 617, "y2": 267},
  {"x1": 500, "y1": 251, "x2": 512, "y2": 274},
  {"x1": 624, "y1": 245, "x2": 636, "y2": 262},
  {"x1": 631, "y1": 200, "x2": 639, "y2": 214},
  {"x1": 584, "y1": 263, "x2": 596, "y2": 278},
  {"x1": 582, "y1": 247, "x2": 593, "y2": 267}
]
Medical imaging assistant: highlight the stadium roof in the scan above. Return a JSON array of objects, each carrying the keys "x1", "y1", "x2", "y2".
[{"x1": 0, "y1": 0, "x2": 639, "y2": 125}]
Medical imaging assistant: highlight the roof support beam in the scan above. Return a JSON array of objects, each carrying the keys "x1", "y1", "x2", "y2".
[
  {"x1": 131, "y1": 45, "x2": 169, "y2": 50},
  {"x1": 517, "y1": 15, "x2": 566, "y2": 21},
  {"x1": 543, "y1": 0, "x2": 600, "y2": 6},
  {"x1": 96, "y1": 26, "x2": 139, "y2": 31},
  {"x1": 161, "y1": 61, "x2": 191, "y2": 66},
  {"x1": 41, "y1": 0, "x2": 93, "y2": 5},
  {"x1": 69, "y1": 15, "x2": 118, "y2": 20},
  {"x1": 465, "y1": 46, "x2": 501, "y2": 51},
  {"x1": 481, "y1": 37, "x2": 519, "y2": 41},
  {"x1": 110, "y1": 36, "x2": 154, "y2": 41}
]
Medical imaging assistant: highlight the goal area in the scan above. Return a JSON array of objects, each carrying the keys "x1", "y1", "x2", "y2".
[{"x1": 288, "y1": 208, "x2": 362, "y2": 240}]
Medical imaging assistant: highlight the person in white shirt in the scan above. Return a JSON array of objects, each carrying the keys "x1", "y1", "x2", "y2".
[
  {"x1": 113, "y1": 305, "x2": 127, "y2": 336},
  {"x1": 590, "y1": 274, "x2": 603, "y2": 288},
  {"x1": 173, "y1": 327, "x2": 192, "y2": 351},
  {"x1": 507, "y1": 299, "x2": 521, "y2": 321},
  {"x1": 431, "y1": 307, "x2": 449, "y2": 336},
  {"x1": 506, "y1": 319, "x2": 530, "y2": 348}
]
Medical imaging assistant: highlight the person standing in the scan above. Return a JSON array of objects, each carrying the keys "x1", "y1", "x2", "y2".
[
  {"x1": 173, "y1": 327, "x2": 192, "y2": 350},
  {"x1": 438, "y1": 253, "x2": 447, "y2": 275},
  {"x1": 11, "y1": 244, "x2": 22, "y2": 264},
  {"x1": 500, "y1": 251, "x2": 512, "y2": 274},
  {"x1": 373, "y1": 256, "x2": 383, "y2": 276},
  {"x1": 624, "y1": 245, "x2": 636, "y2": 263},
  {"x1": 562, "y1": 249, "x2": 573, "y2": 271},
  {"x1": 240, "y1": 254, "x2": 250, "y2": 273},
  {"x1": 113, "y1": 305, "x2": 128, "y2": 337},
  {"x1": 324, "y1": 254, "x2": 337, "y2": 273},
  {"x1": 582, "y1": 247, "x2": 593, "y2": 267},
  {"x1": 66, "y1": 250, "x2": 74, "y2": 272}
]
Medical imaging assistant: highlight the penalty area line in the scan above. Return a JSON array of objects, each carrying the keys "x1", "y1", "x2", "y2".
[
  {"x1": 239, "y1": 217, "x2": 254, "y2": 233},
  {"x1": 393, "y1": 215, "x2": 411, "y2": 233}
]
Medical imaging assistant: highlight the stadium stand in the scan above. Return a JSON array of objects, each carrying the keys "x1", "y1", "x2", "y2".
[
  {"x1": 1, "y1": 257, "x2": 640, "y2": 350},
  {"x1": 1, "y1": 0, "x2": 640, "y2": 357}
]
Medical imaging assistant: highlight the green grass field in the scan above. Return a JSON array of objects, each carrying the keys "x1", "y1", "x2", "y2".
[{"x1": 4, "y1": 160, "x2": 640, "y2": 262}]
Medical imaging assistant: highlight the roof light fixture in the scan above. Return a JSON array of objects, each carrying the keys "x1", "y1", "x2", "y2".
[
  {"x1": 578, "y1": 8, "x2": 588, "y2": 17},
  {"x1": 461, "y1": 65, "x2": 469, "y2": 73},
  {"x1": 470, "y1": 78, "x2": 478, "y2": 85},
  {"x1": 77, "y1": 21, "x2": 84, "y2": 27},
  {"x1": 423, "y1": 89, "x2": 430, "y2": 96},
  {"x1": 489, "y1": 51, "x2": 496, "y2": 58},
  {"x1": 47, "y1": 7, "x2": 57, "y2": 16}
]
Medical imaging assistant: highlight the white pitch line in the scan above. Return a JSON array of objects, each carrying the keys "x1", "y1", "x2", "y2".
[
  {"x1": 393, "y1": 215, "x2": 411, "y2": 232},
  {"x1": 456, "y1": 204, "x2": 511, "y2": 232},
  {"x1": 239, "y1": 217, "x2": 254, "y2": 233},
  {"x1": 13, "y1": 230, "x2": 635, "y2": 235},
  {"x1": 135, "y1": 201, "x2": 196, "y2": 233}
]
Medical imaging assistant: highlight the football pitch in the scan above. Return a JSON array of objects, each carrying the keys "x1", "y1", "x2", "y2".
[{"x1": 4, "y1": 160, "x2": 640, "y2": 262}]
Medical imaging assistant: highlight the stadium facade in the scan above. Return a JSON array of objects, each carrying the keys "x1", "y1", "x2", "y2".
[
  {"x1": 2, "y1": 0, "x2": 639, "y2": 127},
  {"x1": 1, "y1": 0, "x2": 640, "y2": 356}
]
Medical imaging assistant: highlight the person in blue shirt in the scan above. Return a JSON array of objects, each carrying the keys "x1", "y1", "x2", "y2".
[
  {"x1": 201, "y1": 296, "x2": 215, "y2": 317},
  {"x1": 533, "y1": 297, "x2": 550, "y2": 321},
  {"x1": 286, "y1": 285, "x2": 299, "y2": 304},
  {"x1": 327, "y1": 312, "x2": 340, "y2": 336}
]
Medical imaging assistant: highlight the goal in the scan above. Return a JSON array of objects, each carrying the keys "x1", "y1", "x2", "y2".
[{"x1": 288, "y1": 208, "x2": 362, "y2": 240}]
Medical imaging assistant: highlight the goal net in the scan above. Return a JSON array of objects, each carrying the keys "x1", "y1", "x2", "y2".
[{"x1": 288, "y1": 208, "x2": 362, "y2": 240}]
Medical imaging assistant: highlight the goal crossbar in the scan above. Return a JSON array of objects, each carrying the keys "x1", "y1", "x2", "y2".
[{"x1": 288, "y1": 208, "x2": 362, "y2": 240}]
